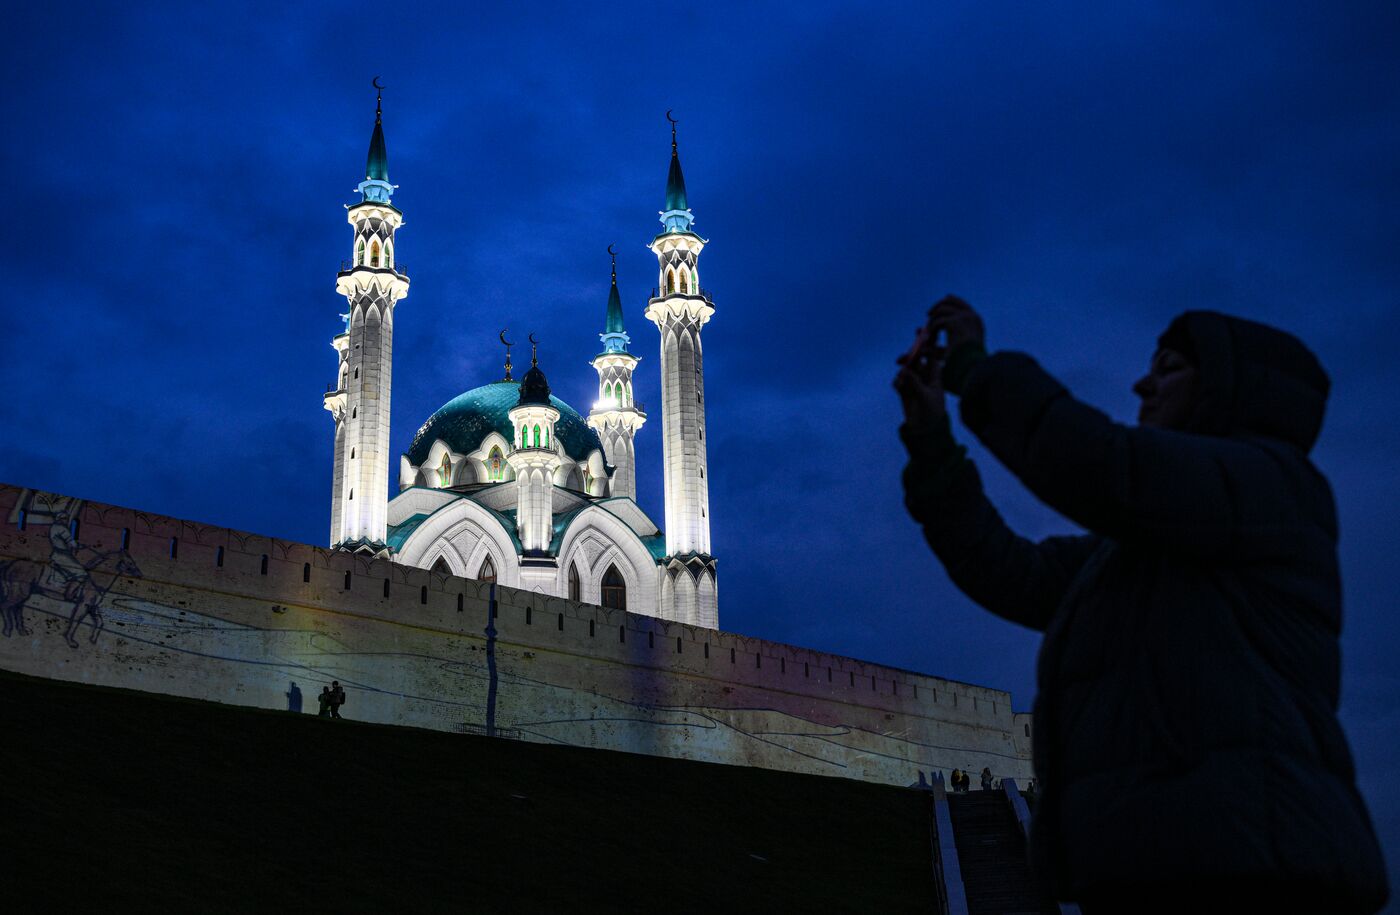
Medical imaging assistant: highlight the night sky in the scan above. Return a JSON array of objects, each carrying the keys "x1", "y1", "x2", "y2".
[{"x1": 5, "y1": 0, "x2": 1398, "y2": 894}]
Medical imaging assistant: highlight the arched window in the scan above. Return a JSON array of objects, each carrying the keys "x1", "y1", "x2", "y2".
[
  {"x1": 603, "y1": 381, "x2": 613, "y2": 403},
  {"x1": 355, "y1": 237, "x2": 366, "y2": 266},
  {"x1": 623, "y1": 384, "x2": 631, "y2": 407},
  {"x1": 488, "y1": 446, "x2": 504, "y2": 482},
  {"x1": 568, "y1": 562, "x2": 580, "y2": 601},
  {"x1": 680, "y1": 270, "x2": 690, "y2": 294},
  {"x1": 477, "y1": 556, "x2": 496, "y2": 584},
  {"x1": 665, "y1": 269, "x2": 675, "y2": 294},
  {"x1": 601, "y1": 564, "x2": 626, "y2": 611},
  {"x1": 544, "y1": 427, "x2": 550, "y2": 448},
  {"x1": 532, "y1": 424, "x2": 541, "y2": 448},
  {"x1": 431, "y1": 556, "x2": 451, "y2": 575},
  {"x1": 438, "y1": 454, "x2": 453, "y2": 487},
  {"x1": 691, "y1": 268, "x2": 699, "y2": 293},
  {"x1": 384, "y1": 240, "x2": 393, "y2": 267},
  {"x1": 370, "y1": 240, "x2": 381, "y2": 267}
]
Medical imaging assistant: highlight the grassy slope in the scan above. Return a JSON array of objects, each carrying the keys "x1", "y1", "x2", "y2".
[{"x1": 1, "y1": 670, "x2": 938, "y2": 913}]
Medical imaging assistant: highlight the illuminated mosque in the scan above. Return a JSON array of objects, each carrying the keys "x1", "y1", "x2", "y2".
[{"x1": 323, "y1": 86, "x2": 718, "y2": 627}]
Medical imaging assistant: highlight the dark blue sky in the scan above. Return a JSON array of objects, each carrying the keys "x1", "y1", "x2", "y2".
[{"x1": 5, "y1": 0, "x2": 1398, "y2": 892}]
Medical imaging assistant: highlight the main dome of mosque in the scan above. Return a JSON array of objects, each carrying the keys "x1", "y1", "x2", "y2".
[{"x1": 404, "y1": 381, "x2": 604, "y2": 466}]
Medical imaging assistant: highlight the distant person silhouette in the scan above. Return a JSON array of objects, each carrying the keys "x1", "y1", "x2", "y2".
[
  {"x1": 286, "y1": 682, "x2": 302, "y2": 713},
  {"x1": 980, "y1": 767, "x2": 993, "y2": 791},
  {"x1": 895, "y1": 297, "x2": 1388, "y2": 914},
  {"x1": 330, "y1": 681, "x2": 346, "y2": 719},
  {"x1": 317, "y1": 686, "x2": 332, "y2": 718}
]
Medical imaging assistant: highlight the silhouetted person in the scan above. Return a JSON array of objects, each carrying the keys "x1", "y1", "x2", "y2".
[
  {"x1": 950, "y1": 768, "x2": 963, "y2": 794},
  {"x1": 286, "y1": 681, "x2": 302, "y2": 713},
  {"x1": 895, "y1": 298, "x2": 1387, "y2": 914},
  {"x1": 330, "y1": 681, "x2": 346, "y2": 719},
  {"x1": 980, "y1": 767, "x2": 993, "y2": 791},
  {"x1": 317, "y1": 686, "x2": 332, "y2": 718}
]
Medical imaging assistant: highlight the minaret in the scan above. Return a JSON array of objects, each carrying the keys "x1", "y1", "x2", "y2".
[
  {"x1": 588, "y1": 246, "x2": 646, "y2": 500},
  {"x1": 644, "y1": 112, "x2": 718, "y2": 627},
  {"x1": 507, "y1": 339, "x2": 563, "y2": 554},
  {"x1": 324, "y1": 78, "x2": 409, "y2": 553}
]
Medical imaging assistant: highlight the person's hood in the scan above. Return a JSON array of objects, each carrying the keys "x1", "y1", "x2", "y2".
[{"x1": 1159, "y1": 311, "x2": 1330, "y2": 453}]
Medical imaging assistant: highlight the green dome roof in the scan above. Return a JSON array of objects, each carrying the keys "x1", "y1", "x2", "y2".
[{"x1": 405, "y1": 381, "x2": 603, "y2": 466}]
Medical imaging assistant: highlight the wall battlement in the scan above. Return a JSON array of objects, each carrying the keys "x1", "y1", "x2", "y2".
[{"x1": 0, "y1": 484, "x2": 1033, "y2": 787}]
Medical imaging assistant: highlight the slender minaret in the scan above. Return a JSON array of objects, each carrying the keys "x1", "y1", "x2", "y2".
[
  {"x1": 507, "y1": 338, "x2": 562, "y2": 554},
  {"x1": 325, "y1": 79, "x2": 409, "y2": 553},
  {"x1": 644, "y1": 112, "x2": 717, "y2": 627},
  {"x1": 588, "y1": 246, "x2": 646, "y2": 500}
]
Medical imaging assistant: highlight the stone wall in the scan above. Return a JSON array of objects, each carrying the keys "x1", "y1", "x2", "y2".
[{"x1": 0, "y1": 484, "x2": 1033, "y2": 788}]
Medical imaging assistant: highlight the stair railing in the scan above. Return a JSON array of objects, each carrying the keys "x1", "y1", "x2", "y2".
[
  {"x1": 999, "y1": 778, "x2": 1082, "y2": 915},
  {"x1": 931, "y1": 774, "x2": 971, "y2": 915}
]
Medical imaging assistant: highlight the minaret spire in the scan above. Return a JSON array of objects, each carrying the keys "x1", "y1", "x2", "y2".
[
  {"x1": 361, "y1": 77, "x2": 391, "y2": 202},
  {"x1": 661, "y1": 110, "x2": 693, "y2": 233},
  {"x1": 589, "y1": 245, "x2": 646, "y2": 502}
]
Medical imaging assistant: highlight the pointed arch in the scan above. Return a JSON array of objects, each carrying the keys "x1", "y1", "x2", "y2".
[
  {"x1": 487, "y1": 446, "x2": 504, "y2": 482},
  {"x1": 477, "y1": 555, "x2": 496, "y2": 584},
  {"x1": 438, "y1": 454, "x2": 453, "y2": 488},
  {"x1": 370, "y1": 239, "x2": 381, "y2": 268},
  {"x1": 384, "y1": 239, "x2": 394, "y2": 268},
  {"x1": 355, "y1": 237, "x2": 366, "y2": 266},
  {"x1": 601, "y1": 564, "x2": 626, "y2": 611},
  {"x1": 532, "y1": 424, "x2": 541, "y2": 448},
  {"x1": 431, "y1": 556, "x2": 451, "y2": 575},
  {"x1": 680, "y1": 269, "x2": 690, "y2": 294},
  {"x1": 568, "y1": 562, "x2": 581, "y2": 602}
]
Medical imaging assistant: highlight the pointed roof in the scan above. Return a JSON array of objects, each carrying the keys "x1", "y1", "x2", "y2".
[
  {"x1": 664, "y1": 138, "x2": 688, "y2": 213},
  {"x1": 366, "y1": 85, "x2": 388, "y2": 182},
  {"x1": 599, "y1": 248, "x2": 632, "y2": 356},
  {"x1": 659, "y1": 112, "x2": 695, "y2": 235},
  {"x1": 606, "y1": 251, "x2": 625, "y2": 335}
]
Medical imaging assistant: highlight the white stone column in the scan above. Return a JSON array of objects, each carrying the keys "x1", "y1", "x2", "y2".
[{"x1": 326, "y1": 202, "x2": 409, "y2": 552}]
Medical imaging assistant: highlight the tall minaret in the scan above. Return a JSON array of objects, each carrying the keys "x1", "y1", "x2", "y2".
[
  {"x1": 644, "y1": 112, "x2": 717, "y2": 627},
  {"x1": 324, "y1": 79, "x2": 409, "y2": 553},
  {"x1": 588, "y1": 246, "x2": 646, "y2": 500},
  {"x1": 507, "y1": 339, "x2": 563, "y2": 555}
]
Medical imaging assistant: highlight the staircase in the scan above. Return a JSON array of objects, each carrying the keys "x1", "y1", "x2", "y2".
[{"x1": 946, "y1": 789, "x2": 1048, "y2": 915}]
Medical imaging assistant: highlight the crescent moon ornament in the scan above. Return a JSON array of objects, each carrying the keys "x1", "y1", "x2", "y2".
[
  {"x1": 372, "y1": 76, "x2": 385, "y2": 91},
  {"x1": 666, "y1": 109, "x2": 677, "y2": 125},
  {"x1": 528, "y1": 332, "x2": 539, "y2": 346},
  {"x1": 607, "y1": 243, "x2": 617, "y2": 257},
  {"x1": 499, "y1": 328, "x2": 513, "y2": 347}
]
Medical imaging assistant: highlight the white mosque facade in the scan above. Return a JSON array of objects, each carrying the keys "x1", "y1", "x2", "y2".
[{"x1": 324, "y1": 93, "x2": 718, "y2": 628}]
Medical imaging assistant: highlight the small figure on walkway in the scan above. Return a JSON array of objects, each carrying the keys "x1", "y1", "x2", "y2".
[
  {"x1": 950, "y1": 768, "x2": 962, "y2": 793},
  {"x1": 330, "y1": 681, "x2": 346, "y2": 719},
  {"x1": 980, "y1": 767, "x2": 994, "y2": 791},
  {"x1": 317, "y1": 686, "x2": 332, "y2": 718},
  {"x1": 286, "y1": 681, "x2": 302, "y2": 713}
]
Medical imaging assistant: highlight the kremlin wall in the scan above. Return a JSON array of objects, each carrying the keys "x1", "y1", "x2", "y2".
[{"x1": 0, "y1": 484, "x2": 1034, "y2": 787}]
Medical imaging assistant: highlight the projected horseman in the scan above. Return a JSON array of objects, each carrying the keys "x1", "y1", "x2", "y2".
[{"x1": 0, "y1": 511, "x2": 141, "y2": 645}]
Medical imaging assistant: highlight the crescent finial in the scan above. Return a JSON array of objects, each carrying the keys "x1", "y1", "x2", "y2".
[
  {"x1": 607, "y1": 243, "x2": 617, "y2": 257},
  {"x1": 499, "y1": 328, "x2": 513, "y2": 347},
  {"x1": 666, "y1": 109, "x2": 677, "y2": 125},
  {"x1": 528, "y1": 332, "x2": 539, "y2": 346},
  {"x1": 373, "y1": 76, "x2": 385, "y2": 91}
]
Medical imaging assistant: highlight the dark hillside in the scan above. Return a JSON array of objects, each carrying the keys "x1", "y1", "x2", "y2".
[{"x1": 0, "y1": 670, "x2": 938, "y2": 913}]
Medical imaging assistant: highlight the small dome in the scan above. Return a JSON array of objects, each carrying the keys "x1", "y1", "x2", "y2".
[
  {"x1": 405, "y1": 381, "x2": 602, "y2": 467},
  {"x1": 517, "y1": 364, "x2": 552, "y2": 407}
]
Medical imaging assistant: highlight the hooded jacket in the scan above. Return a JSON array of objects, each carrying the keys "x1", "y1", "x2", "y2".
[{"x1": 902, "y1": 311, "x2": 1388, "y2": 910}]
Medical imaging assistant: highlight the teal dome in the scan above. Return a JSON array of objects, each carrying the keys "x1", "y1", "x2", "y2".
[{"x1": 405, "y1": 381, "x2": 603, "y2": 466}]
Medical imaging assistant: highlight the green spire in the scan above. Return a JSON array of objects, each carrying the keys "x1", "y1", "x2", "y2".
[
  {"x1": 600, "y1": 245, "x2": 631, "y2": 354},
  {"x1": 664, "y1": 115, "x2": 688, "y2": 212},
  {"x1": 366, "y1": 81, "x2": 388, "y2": 182},
  {"x1": 606, "y1": 257, "x2": 625, "y2": 334}
]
